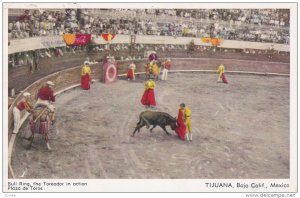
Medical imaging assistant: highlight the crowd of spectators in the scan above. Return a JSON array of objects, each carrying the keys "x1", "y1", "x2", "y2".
[
  {"x1": 8, "y1": 8, "x2": 290, "y2": 44},
  {"x1": 144, "y1": 9, "x2": 290, "y2": 27},
  {"x1": 8, "y1": 45, "x2": 83, "y2": 70}
]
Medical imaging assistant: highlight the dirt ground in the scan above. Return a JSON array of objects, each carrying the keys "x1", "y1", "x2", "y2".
[{"x1": 12, "y1": 72, "x2": 290, "y2": 179}]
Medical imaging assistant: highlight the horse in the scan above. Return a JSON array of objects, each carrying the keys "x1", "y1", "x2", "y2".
[{"x1": 25, "y1": 106, "x2": 54, "y2": 150}]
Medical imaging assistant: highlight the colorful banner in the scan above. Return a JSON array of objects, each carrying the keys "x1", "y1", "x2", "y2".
[
  {"x1": 201, "y1": 37, "x2": 211, "y2": 43},
  {"x1": 211, "y1": 38, "x2": 223, "y2": 46},
  {"x1": 63, "y1": 34, "x2": 92, "y2": 46},
  {"x1": 101, "y1": 34, "x2": 116, "y2": 42},
  {"x1": 201, "y1": 37, "x2": 223, "y2": 46}
]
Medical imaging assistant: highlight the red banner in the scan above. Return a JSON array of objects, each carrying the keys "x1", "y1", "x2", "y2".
[
  {"x1": 101, "y1": 34, "x2": 116, "y2": 42},
  {"x1": 63, "y1": 34, "x2": 91, "y2": 46}
]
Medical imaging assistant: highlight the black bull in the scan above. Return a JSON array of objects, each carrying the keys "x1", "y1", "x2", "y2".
[{"x1": 131, "y1": 111, "x2": 178, "y2": 137}]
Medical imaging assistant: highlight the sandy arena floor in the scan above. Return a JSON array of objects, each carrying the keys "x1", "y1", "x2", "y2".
[{"x1": 12, "y1": 72, "x2": 290, "y2": 179}]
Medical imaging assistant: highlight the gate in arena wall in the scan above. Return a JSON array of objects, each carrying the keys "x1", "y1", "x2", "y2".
[{"x1": 100, "y1": 62, "x2": 118, "y2": 84}]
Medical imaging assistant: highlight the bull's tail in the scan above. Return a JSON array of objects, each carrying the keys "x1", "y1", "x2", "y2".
[
  {"x1": 141, "y1": 115, "x2": 150, "y2": 129},
  {"x1": 131, "y1": 115, "x2": 145, "y2": 137},
  {"x1": 136, "y1": 115, "x2": 142, "y2": 125}
]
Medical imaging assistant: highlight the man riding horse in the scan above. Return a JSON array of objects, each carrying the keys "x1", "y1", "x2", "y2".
[
  {"x1": 25, "y1": 81, "x2": 56, "y2": 150},
  {"x1": 35, "y1": 81, "x2": 56, "y2": 124}
]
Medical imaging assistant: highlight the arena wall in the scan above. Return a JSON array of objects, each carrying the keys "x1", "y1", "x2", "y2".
[
  {"x1": 9, "y1": 54, "x2": 289, "y2": 94},
  {"x1": 117, "y1": 58, "x2": 290, "y2": 76}
]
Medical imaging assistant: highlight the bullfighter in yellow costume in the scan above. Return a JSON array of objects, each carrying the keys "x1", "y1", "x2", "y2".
[
  {"x1": 216, "y1": 64, "x2": 224, "y2": 82},
  {"x1": 180, "y1": 103, "x2": 192, "y2": 141},
  {"x1": 81, "y1": 61, "x2": 92, "y2": 90},
  {"x1": 216, "y1": 64, "x2": 228, "y2": 84},
  {"x1": 141, "y1": 77, "x2": 156, "y2": 107},
  {"x1": 151, "y1": 61, "x2": 160, "y2": 81}
]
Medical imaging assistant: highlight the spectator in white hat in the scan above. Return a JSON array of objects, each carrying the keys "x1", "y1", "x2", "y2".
[{"x1": 13, "y1": 92, "x2": 33, "y2": 134}]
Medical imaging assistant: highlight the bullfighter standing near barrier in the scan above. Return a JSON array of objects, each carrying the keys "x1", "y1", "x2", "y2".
[
  {"x1": 127, "y1": 62, "x2": 136, "y2": 80},
  {"x1": 13, "y1": 92, "x2": 33, "y2": 134},
  {"x1": 147, "y1": 51, "x2": 158, "y2": 80},
  {"x1": 81, "y1": 61, "x2": 92, "y2": 90},
  {"x1": 180, "y1": 103, "x2": 192, "y2": 141},
  {"x1": 35, "y1": 81, "x2": 56, "y2": 124},
  {"x1": 141, "y1": 77, "x2": 156, "y2": 108},
  {"x1": 216, "y1": 64, "x2": 228, "y2": 84},
  {"x1": 161, "y1": 58, "x2": 171, "y2": 81}
]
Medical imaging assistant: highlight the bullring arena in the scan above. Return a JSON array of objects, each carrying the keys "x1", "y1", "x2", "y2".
[{"x1": 6, "y1": 7, "x2": 290, "y2": 180}]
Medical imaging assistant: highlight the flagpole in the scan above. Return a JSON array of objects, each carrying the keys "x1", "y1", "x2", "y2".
[{"x1": 108, "y1": 42, "x2": 111, "y2": 58}]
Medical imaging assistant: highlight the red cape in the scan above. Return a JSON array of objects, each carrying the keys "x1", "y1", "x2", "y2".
[
  {"x1": 81, "y1": 74, "x2": 91, "y2": 90},
  {"x1": 141, "y1": 89, "x2": 156, "y2": 106},
  {"x1": 221, "y1": 73, "x2": 228, "y2": 84},
  {"x1": 175, "y1": 109, "x2": 186, "y2": 140}
]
